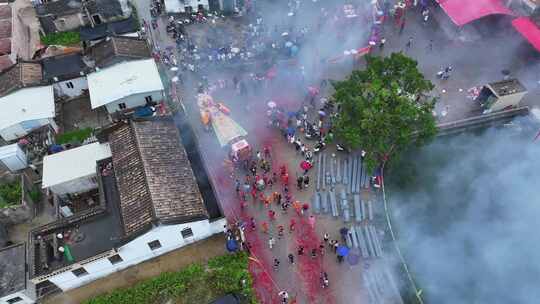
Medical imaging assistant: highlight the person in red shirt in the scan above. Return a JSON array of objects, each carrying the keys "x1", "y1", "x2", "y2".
[
  {"x1": 261, "y1": 221, "x2": 269, "y2": 233},
  {"x1": 268, "y1": 210, "x2": 276, "y2": 221},
  {"x1": 289, "y1": 219, "x2": 296, "y2": 233}
]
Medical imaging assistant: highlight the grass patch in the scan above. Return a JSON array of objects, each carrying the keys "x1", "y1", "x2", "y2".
[
  {"x1": 0, "y1": 181, "x2": 21, "y2": 208},
  {"x1": 84, "y1": 252, "x2": 256, "y2": 304},
  {"x1": 40, "y1": 31, "x2": 81, "y2": 46},
  {"x1": 57, "y1": 128, "x2": 94, "y2": 145}
]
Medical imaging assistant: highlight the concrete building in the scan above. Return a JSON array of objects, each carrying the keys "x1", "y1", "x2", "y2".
[
  {"x1": 0, "y1": 62, "x2": 57, "y2": 142},
  {"x1": 33, "y1": 0, "x2": 132, "y2": 34},
  {"x1": 41, "y1": 142, "x2": 111, "y2": 196},
  {"x1": 0, "y1": 243, "x2": 33, "y2": 304},
  {"x1": 0, "y1": 143, "x2": 27, "y2": 172},
  {"x1": 41, "y1": 52, "x2": 90, "y2": 99},
  {"x1": 478, "y1": 79, "x2": 528, "y2": 113},
  {"x1": 164, "y1": 0, "x2": 210, "y2": 14},
  {"x1": 28, "y1": 117, "x2": 225, "y2": 299},
  {"x1": 87, "y1": 58, "x2": 164, "y2": 114}
]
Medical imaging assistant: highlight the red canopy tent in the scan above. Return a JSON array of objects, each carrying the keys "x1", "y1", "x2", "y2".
[
  {"x1": 512, "y1": 17, "x2": 540, "y2": 52},
  {"x1": 438, "y1": 0, "x2": 514, "y2": 26}
]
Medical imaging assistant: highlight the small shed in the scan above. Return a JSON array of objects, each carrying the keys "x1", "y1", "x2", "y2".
[
  {"x1": 42, "y1": 142, "x2": 111, "y2": 195},
  {"x1": 0, "y1": 85, "x2": 56, "y2": 141},
  {"x1": 0, "y1": 143, "x2": 27, "y2": 172},
  {"x1": 478, "y1": 79, "x2": 528, "y2": 113}
]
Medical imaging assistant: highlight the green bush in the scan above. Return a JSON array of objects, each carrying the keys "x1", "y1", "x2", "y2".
[
  {"x1": 84, "y1": 252, "x2": 256, "y2": 304},
  {"x1": 40, "y1": 31, "x2": 81, "y2": 46},
  {"x1": 29, "y1": 188, "x2": 42, "y2": 204},
  {"x1": 0, "y1": 181, "x2": 22, "y2": 208},
  {"x1": 57, "y1": 128, "x2": 94, "y2": 145}
]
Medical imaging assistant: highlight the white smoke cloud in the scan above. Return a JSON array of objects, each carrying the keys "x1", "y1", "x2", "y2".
[{"x1": 387, "y1": 115, "x2": 540, "y2": 304}]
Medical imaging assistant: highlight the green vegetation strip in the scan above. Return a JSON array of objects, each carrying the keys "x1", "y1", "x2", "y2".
[
  {"x1": 57, "y1": 128, "x2": 94, "y2": 145},
  {"x1": 40, "y1": 31, "x2": 81, "y2": 46},
  {"x1": 84, "y1": 252, "x2": 256, "y2": 304},
  {"x1": 0, "y1": 181, "x2": 21, "y2": 208}
]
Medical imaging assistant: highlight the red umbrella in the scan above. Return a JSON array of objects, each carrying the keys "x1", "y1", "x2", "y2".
[{"x1": 300, "y1": 161, "x2": 312, "y2": 171}]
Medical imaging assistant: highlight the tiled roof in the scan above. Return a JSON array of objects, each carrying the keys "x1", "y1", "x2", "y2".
[
  {"x1": 0, "y1": 55, "x2": 13, "y2": 72},
  {"x1": 41, "y1": 52, "x2": 89, "y2": 81},
  {"x1": 85, "y1": 0, "x2": 125, "y2": 20},
  {"x1": 0, "y1": 19, "x2": 11, "y2": 39},
  {"x1": 109, "y1": 118, "x2": 207, "y2": 237},
  {"x1": 0, "y1": 62, "x2": 43, "y2": 97},
  {"x1": 86, "y1": 36, "x2": 151, "y2": 68},
  {"x1": 0, "y1": 38, "x2": 10, "y2": 55},
  {"x1": 0, "y1": 5, "x2": 11, "y2": 20},
  {"x1": 35, "y1": 0, "x2": 82, "y2": 17}
]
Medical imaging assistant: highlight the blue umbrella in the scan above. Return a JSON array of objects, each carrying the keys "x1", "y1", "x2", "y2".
[
  {"x1": 226, "y1": 239, "x2": 238, "y2": 252},
  {"x1": 337, "y1": 245, "x2": 350, "y2": 257},
  {"x1": 287, "y1": 126, "x2": 296, "y2": 136},
  {"x1": 347, "y1": 253, "x2": 360, "y2": 265}
]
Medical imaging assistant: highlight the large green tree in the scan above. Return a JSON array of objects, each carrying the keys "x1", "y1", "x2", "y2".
[{"x1": 331, "y1": 53, "x2": 437, "y2": 171}]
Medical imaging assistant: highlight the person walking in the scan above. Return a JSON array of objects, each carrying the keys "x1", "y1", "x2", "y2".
[
  {"x1": 406, "y1": 36, "x2": 413, "y2": 49},
  {"x1": 308, "y1": 215, "x2": 316, "y2": 230},
  {"x1": 288, "y1": 253, "x2": 295, "y2": 264},
  {"x1": 268, "y1": 237, "x2": 275, "y2": 249},
  {"x1": 303, "y1": 175, "x2": 310, "y2": 188},
  {"x1": 289, "y1": 218, "x2": 296, "y2": 233},
  {"x1": 273, "y1": 258, "x2": 280, "y2": 271},
  {"x1": 323, "y1": 233, "x2": 329, "y2": 243},
  {"x1": 261, "y1": 221, "x2": 269, "y2": 234},
  {"x1": 278, "y1": 225, "x2": 284, "y2": 239},
  {"x1": 250, "y1": 217, "x2": 256, "y2": 231},
  {"x1": 298, "y1": 246, "x2": 305, "y2": 256},
  {"x1": 296, "y1": 175, "x2": 303, "y2": 190},
  {"x1": 268, "y1": 210, "x2": 276, "y2": 221},
  {"x1": 278, "y1": 290, "x2": 289, "y2": 303},
  {"x1": 333, "y1": 241, "x2": 339, "y2": 254}
]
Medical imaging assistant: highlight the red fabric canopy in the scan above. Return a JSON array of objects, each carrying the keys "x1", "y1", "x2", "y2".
[
  {"x1": 512, "y1": 17, "x2": 540, "y2": 52},
  {"x1": 439, "y1": 0, "x2": 514, "y2": 26}
]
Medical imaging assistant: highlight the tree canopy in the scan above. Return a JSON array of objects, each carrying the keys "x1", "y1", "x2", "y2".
[{"x1": 331, "y1": 53, "x2": 437, "y2": 171}]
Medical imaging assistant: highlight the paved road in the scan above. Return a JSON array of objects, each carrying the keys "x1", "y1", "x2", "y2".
[{"x1": 378, "y1": 3, "x2": 540, "y2": 123}]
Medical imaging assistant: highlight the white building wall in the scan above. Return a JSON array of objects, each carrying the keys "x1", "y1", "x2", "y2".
[
  {"x1": 103, "y1": 90, "x2": 163, "y2": 114},
  {"x1": 165, "y1": 0, "x2": 209, "y2": 13},
  {"x1": 49, "y1": 174, "x2": 98, "y2": 196},
  {"x1": 0, "y1": 123, "x2": 28, "y2": 142},
  {"x1": 47, "y1": 218, "x2": 226, "y2": 291},
  {"x1": 0, "y1": 291, "x2": 35, "y2": 304},
  {"x1": 53, "y1": 77, "x2": 88, "y2": 99}
]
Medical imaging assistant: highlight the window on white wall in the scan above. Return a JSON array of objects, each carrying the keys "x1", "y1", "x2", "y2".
[
  {"x1": 7, "y1": 297, "x2": 23, "y2": 304},
  {"x1": 181, "y1": 227, "x2": 194, "y2": 239},
  {"x1": 66, "y1": 81, "x2": 74, "y2": 89},
  {"x1": 118, "y1": 103, "x2": 127, "y2": 110},
  {"x1": 108, "y1": 254, "x2": 123, "y2": 265},
  {"x1": 145, "y1": 95, "x2": 153, "y2": 103},
  {"x1": 72, "y1": 267, "x2": 88, "y2": 277},
  {"x1": 148, "y1": 240, "x2": 162, "y2": 250}
]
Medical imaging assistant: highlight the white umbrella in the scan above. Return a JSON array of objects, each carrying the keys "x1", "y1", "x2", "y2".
[
  {"x1": 285, "y1": 41, "x2": 293, "y2": 48},
  {"x1": 344, "y1": 50, "x2": 351, "y2": 56},
  {"x1": 231, "y1": 47, "x2": 240, "y2": 53},
  {"x1": 172, "y1": 76, "x2": 179, "y2": 82},
  {"x1": 170, "y1": 66, "x2": 179, "y2": 71},
  {"x1": 281, "y1": 32, "x2": 289, "y2": 36},
  {"x1": 267, "y1": 101, "x2": 277, "y2": 108}
]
